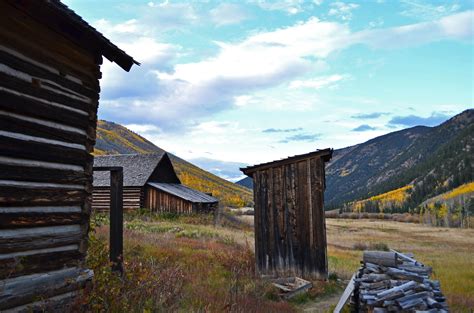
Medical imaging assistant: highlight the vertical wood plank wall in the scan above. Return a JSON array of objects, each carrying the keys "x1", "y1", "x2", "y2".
[
  {"x1": 145, "y1": 187, "x2": 217, "y2": 214},
  {"x1": 146, "y1": 187, "x2": 193, "y2": 214},
  {"x1": 253, "y1": 156, "x2": 328, "y2": 280},
  {"x1": 0, "y1": 3, "x2": 99, "y2": 310}
]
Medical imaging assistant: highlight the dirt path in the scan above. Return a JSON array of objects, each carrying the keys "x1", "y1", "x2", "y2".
[{"x1": 302, "y1": 291, "x2": 343, "y2": 313}]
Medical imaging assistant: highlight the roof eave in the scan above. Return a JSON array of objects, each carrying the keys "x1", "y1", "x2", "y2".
[
  {"x1": 241, "y1": 148, "x2": 333, "y2": 176},
  {"x1": 8, "y1": 0, "x2": 139, "y2": 72}
]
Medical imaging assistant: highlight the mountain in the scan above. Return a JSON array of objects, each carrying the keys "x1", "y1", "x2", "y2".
[
  {"x1": 94, "y1": 120, "x2": 253, "y2": 207},
  {"x1": 326, "y1": 109, "x2": 474, "y2": 211},
  {"x1": 236, "y1": 177, "x2": 253, "y2": 189}
]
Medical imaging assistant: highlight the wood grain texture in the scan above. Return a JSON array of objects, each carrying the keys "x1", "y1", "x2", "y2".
[
  {"x1": 0, "y1": 225, "x2": 84, "y2": 253},
  {"x1": 0, "y1": 267, "x2": 93, "y2": 310},
  {"x1": 251, "y1": 155, "x2": 330, "y2": 279}
]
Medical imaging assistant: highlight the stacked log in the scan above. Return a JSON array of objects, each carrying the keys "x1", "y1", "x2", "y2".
[{"x1": 353, "y1": 250, "x2": 448, "y2": 312}]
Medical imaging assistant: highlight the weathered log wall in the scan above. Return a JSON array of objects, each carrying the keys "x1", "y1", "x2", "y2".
[
  {"x1": 251, "y1": 156, "x2": 328, "y2": 280},
  {"x1": 0, "y1": 2, "x2": 100, "y2": 310},
  {"x1": 92, "y1": 187, "x2": 143, "y2": 211}
]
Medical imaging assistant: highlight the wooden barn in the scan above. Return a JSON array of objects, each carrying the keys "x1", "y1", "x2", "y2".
[
  {"x1": 93, "y1": 153, "x2": 219, "y2": 214},
  {"x1": 240, "y1": 149, "x2": 333, "y2": 280},
  {"x1": 0, "y1": 0, "x2": 137, "y2": 311}
]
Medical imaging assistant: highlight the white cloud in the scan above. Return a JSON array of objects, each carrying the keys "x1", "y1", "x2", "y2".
[
  {"x1": 289, "y1": 74, "x2": 349, "y2": 89},
  {"x1": 95, "y1": 11, "x2": 473, "y2": 131},
  {"x1": 328, "y1": 2, "x2": 359, "y2": 21},
  {"x1": 210, "y1": 3, "x2": 248, "y2": 26},
  {"x1": 251, "y1": 0, "x2": 304, "y2": 15},
  {"x1": 369, "y1": 18, "x2": 384, "y2": 28},
  {"x1": 355, "y1": 10, "x2": 473, "y2": 49},
  {"x1": 125, "y1": 123, "x2": 162, "y2": 134},
  {"x1": 143, "y1": 1, "x2": 198, "y2": 29},
  {"x1": 400, "y1": 0, "x2": 461, "y2": 21}
]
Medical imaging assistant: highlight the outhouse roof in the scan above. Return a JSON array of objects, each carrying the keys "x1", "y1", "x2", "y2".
[{"x1": 240, "y1": 148, "x2": 333, "y2": 176}]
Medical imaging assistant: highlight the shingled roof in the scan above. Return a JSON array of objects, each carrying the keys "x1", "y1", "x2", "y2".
[
  {"x1": 148, "y1": 183, "x2": 218, "y2": 204},
  {"x1": 7, "y1": 0, "x2": 139, "y2": 71},
  {"x1": 94, "y1": 153, "x2": 165, "y2": 187}
]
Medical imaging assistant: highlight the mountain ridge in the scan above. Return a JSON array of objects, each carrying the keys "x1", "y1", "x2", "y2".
[
  {"x1": 326, "y1": 109, "x2": 473, "y2": 210},
  {"x1": 94, "y1": 120, "x2": 253, "y2": 207}
]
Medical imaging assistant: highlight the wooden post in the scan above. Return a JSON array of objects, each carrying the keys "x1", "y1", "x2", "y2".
[
  {"x1": 110, "y1": 168, "x2": 123, "y2": 273},
  {"x1": 93, "y1": 167, "x2": 123, "y2": 274}
]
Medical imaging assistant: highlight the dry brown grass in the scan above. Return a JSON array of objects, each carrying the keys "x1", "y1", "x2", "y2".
[
  {"x1": 84, "y1": 218, "x2": 295, "y2": 313},
  {"x1": 326, "y1": 219, "x2": 474, "y2": 312}
]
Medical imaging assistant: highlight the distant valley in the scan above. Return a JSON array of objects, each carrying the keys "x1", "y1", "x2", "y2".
[{"x1": 95, "y1": 109, "x2": 473, "y2": 215}]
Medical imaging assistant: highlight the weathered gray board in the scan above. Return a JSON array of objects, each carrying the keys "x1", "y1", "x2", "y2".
[{"x1": 241, "y1": 149, "x2": 333, "y2": 280}]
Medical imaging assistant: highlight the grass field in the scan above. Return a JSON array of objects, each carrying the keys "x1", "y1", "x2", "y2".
[
  {"x1": 85, "y1": 214, "x2": 474, "y2": 312},
  {"x1": 326, "y1": 219, "x2": 474, "y2": 312}
]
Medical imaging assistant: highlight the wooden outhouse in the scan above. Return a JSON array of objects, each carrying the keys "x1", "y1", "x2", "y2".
[
  {"x1": 0, "y1": 0, "x2": 137, "y2": 310},
  {"x1": 240, "y1": 149, "x2": 333, "y2": 280},
  {"x1": 93, "y1": 153, "x2": 219, "y2": 213}
]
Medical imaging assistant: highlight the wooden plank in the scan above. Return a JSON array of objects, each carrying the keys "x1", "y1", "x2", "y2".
[
  {"x1": 311, "y1": 157, "x2": 327, "y2": 277},
  {"x1": 390, "y1": 249, "x2": 420, "y2": 265},
  {"x1": 334, "y1": 274, "x2": 356, "y2": 313},
  {"x1": 0, "y1": 225, "x2": 83, "y2": 253},
  {"x1": 2, "y1": 291, "x2": 79, "y2": 313},
  {"x1": 0, "y1": 164, "x2": 88, "y2": 185},
  {"x1": 0, "y1": 71, "x2": 92, "y2": 113},
  {"x1": 259, "y1": 170, "x2": 269, "y2": 272},
  {"x1": 0, "y1": 267, "x2": 93, "y2": 310},
  {"x1": 0, "y1": 248, "x2": 83, "y2": 279},
  {"x1": 297, "y1": 160, "x2": 308, "y2": 276},
  {"x1": 109, "y1": 169, "x2": 123, "y2": 273},
  {"x1": 267, "y1": 168, "x2": 275, "y2": 273},
  {"x1": 0, "y1": 187, "x2": 86, "y2": 207},
  {"x1": 0, "y1": 114, "x2": 87, "y2": 146},
  {"x1": 253, "y1": 171, "x2": 263, "y2": 272},
  {"x1": 0, "y1": 48, "x2": 98, "y2": 99},
  {"x1": 285, "y1": 163, "x2": 297, "y2": 273},
  {"x1": 273, "y1": 166, "x2": 284, "y2": 270},
  {"x1": 0, "y1": 212, "x2": 84, "y2": 229},
  {"x1": 0, "y1": 89, "x2": 89, "y2": 129},
  {"x1": 363, "y1": 251, "x2": 398, "y2": 267},
  {"x1": 0, "y1": 135, "x2": 91, "y2": 166}
]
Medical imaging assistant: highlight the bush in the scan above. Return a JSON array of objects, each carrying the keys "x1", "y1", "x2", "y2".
[
  {"x1": 370, "y1": 242, "x2": 389, "y2": 251},
  {"x1": 353, "y1": 242, "x2": 368, "y2": 250},
  {"x1": 81, "y1": 233, "x2": 184, "y2": 312}
]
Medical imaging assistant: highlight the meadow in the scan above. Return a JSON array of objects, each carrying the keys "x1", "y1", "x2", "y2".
[
  {"x1": 326, "y1": 219, "x2": 474, "y2": 312},
  {"x1": 82, "y1": 214, "x2": 474, "y2": 312}
]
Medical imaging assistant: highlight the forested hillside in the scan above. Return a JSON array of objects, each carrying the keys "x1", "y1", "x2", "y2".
[
  {"x1": 94, "y1": 121, "x2": 253, "y2": 207},
  {"x1": 327, "y1": 109, "x2": 473, "y2": 214}
]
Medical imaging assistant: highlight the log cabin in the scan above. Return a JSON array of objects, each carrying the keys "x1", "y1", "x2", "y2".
[
  {"x1": 0, "y1": 0, "x2": 137, "y2": 311},
  {"x1": 240, "y1": 149, "x2": 333, "y2": 280},
  {"x1": 93, "y1": 153, "x2": 219, "y2": 214}
]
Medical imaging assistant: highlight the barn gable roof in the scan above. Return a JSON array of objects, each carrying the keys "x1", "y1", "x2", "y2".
[
  {"x1": 147, "y1": 183, "x2": 218, "y2": 204},
  {"x1": 240, "y1": 148, "x2": 333, "y2": 176},
  {"x1": 7, "y1": 0, "x2": 139, "y2": 71},
  {"x1": 93, "y1": 153, "x2": 166, "y2": 187}
]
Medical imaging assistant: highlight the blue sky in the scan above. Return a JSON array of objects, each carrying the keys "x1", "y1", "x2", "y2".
[{"x1": 64, "y1": 0, "x2": 473, "y2": 180}]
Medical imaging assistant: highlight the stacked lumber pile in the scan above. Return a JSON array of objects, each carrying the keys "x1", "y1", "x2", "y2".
[{"x1": 353, "y1": 250, "x2": 449, "y2": 312}]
